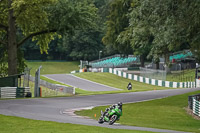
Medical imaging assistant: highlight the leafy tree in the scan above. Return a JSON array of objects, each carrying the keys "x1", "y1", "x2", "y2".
[
  {"x1": 145, "y1": 0, "x2": 200, "y2": 62},
  {"x1": 22, "y1": 0, "x2": 104, "y2": 61},
  {"x1": 0, "y1": 0, "x2": 97, "y2": 75},
  {"x1": 0, "y1": 42, "x2": 8, "y2": 77},
  {"x1": 60, "y1": 29, "x2": 104, "y2": 61},
  {"x1": 102, "y1": 0, "x2": 133, "y2": 55},
  {"x1": 121, "y1": 0, "x2": 200, "y2": 69},
  {"x1": 117, "y1": 20, "x2": 153, "y2": 67}
]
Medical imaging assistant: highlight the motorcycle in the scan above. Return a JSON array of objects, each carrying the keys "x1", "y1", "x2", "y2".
[{"x1": 98, "y1": 106, "x2": 122, "y2": 125}]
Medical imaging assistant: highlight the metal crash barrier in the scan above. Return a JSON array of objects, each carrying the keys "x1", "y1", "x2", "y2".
[
  {"x1": 193, "y1": 98, "x2": 200, "y2": 117},
  {"x1": 188, "y1": 94, "x2": 200, "y2": 117},
  {"x1": 0, "y1": 87, "x2": 31, "y2": 99}
]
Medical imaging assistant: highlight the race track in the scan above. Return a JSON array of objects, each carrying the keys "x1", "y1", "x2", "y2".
[
  {"x1": 44, "y1": 74, "x2": 121, "y2": 91},
  {"x1": 0, "y1": 87, "x2": 199, "y2": 133}
]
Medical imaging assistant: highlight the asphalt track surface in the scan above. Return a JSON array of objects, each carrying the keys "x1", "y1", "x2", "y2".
[
  {"x1": 44, "y1": 74, "x2": 121, "y2": 91},
  {"x1": 0, "y1": 87, "x2": 199, "y2": 133}
]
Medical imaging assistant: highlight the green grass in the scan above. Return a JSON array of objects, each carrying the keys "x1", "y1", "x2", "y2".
[
  {"x1": 166, "y1": 69, "x2": 195, "y2": 82},
  {"x1": 26, "y1": 61, "x2": 79, "y2": 76},
  {"x1": 41, "y1": 76, "x2": 71, "y2": 87},
  {"x1": 28, "y1": 80, "x2": 70, "y2": 97},
  {"x1": 0, "y1": 115, "x2": 155, "y2": 133},
  {"x1": 76, "y1": 90, "x2": 200, "y2": 133},
  {"x1": 75, "y1": 88, "x2": 126, "y2": 95},
  {"x1": 74, "y1": 72, "x2": 173, "y2": 91}
]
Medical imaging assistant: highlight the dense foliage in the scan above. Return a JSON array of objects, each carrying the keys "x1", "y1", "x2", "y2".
[
  {"x1": 116, "y1": 0, "x2": 200, "y2": 64},
  {"x1": 102, "y1": 0, "x2": 133, "y2": 55},
  {"x1": 0, "y1": 0, "x2": 97, "y2": 76},
  {"x1": 1, "y1": 0, "x2": 200, "y2": 76}
]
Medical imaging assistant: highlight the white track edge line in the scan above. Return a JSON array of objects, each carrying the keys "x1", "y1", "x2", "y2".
[{"x1": 69, "y1": 74, "x2": 122, "y2": 91}]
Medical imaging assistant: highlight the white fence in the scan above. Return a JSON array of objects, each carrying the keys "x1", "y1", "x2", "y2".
[
  {"x1": 108, "y1": 68, "x2": 195, "y2": 88},
  {"x1": 196, "y1": 79, "x2": 200, "y2": 88}
]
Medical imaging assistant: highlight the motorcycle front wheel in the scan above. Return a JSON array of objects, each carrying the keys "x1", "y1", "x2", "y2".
[
  {"x1": 109, "y1": 115, "x2": 117, "y2": 125},
  {"x1": 98, "y1": 117, "x2": 104, "y2": 124}
]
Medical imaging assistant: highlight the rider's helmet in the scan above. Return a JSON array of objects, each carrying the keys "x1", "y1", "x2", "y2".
[
  {"x1": 118, "y1": 102, "x2": 122, "y2": 109},
  {"x1": 110, "y1": 104, "x2": 115, "y2": 109}
]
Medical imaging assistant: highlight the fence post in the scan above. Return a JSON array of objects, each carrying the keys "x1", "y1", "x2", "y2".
[
  {"x1": 39, "y1": 87, "x2": 42, "y2": 97},
  {"x1": 34, "y1": 66, "x2": 42, "y2": 97}
]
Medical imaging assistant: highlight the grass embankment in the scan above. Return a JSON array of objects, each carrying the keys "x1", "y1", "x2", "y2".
[
  {"x1": 26, "y1": 61, "x2": 79, "y2": 76},
  {"x1": 76, "y1": 90, "x2": 200, "y2": 133},
  {"x1": 0, "y1": 115, "x2": 155, "y2": 133},
  {"x1": 166, "y1": 69, "x2": 195, "y2": 82},
  {"x1": 40, "y1": 76, "x2": 71, "y2": 87},
  {"x1": 74, "y1": 72, "x2": 173, "y2": 91}
]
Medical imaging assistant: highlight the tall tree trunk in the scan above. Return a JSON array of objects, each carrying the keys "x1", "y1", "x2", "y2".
[
  {"x1": 156, "y1": 62, "x2": 159, "y2": 69},
  {"x1": 8, "y1": 0, "x2": 17, "y2": 75},
  {"x1": 164, "y1": 53, "x2": 170, "y2": 73},
  {"x1": 140, "y1": 55, "x2": 145, "y2": 67},
  {"x1": 155, "y1": 57, "x2": 160, "y2": 69}
]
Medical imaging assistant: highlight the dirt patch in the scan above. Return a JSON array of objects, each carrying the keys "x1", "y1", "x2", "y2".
[{"x1": 185, "y1": 107, "x2": 200, "y2": 120}]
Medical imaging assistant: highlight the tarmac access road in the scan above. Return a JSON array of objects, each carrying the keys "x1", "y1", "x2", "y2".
[
  {"x1": 0, "y1": 88, "x2": 199, "y2": 133},
  {"x1": 43, "y1": 74, "x2": 121, "y2": 91}
]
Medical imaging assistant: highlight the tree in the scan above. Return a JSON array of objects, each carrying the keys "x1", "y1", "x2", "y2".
[
  {"x1": 121, "y1": 0, "x2": 200, "y2": 69},
  {"x1": 0, "y1": 0, "x2": 97, "y2": 75},
  {"x1": 102, "y1": 0, "x2": 133, "y2": 55},
  {"x1": 61, "y1": 29, "x2": 104, "y2": 61},
  {"x1": 117, "y1": 19, "x2": 153, "y2": 67}
]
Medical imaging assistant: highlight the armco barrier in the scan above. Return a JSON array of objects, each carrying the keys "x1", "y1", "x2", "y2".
[
  {"x1": 1, "y1": 87, "x2": 16, "y2": 98},
  {"x1": 55, "y1": 84, "x2": 75, "y2": 95},
  {"x1": 108, "y1": 68, "x2": 195, "y2": 88},
  {"x1": 0, "y1": 87, "x2": 30, "y2": 99},
  {"x1": 193, "y1": 98, "x2": 200, "y2": 116},
  {"x1": 188, "y1": 94, "x2": 200, "y2": 109},
  {"x1": 30, "y1": 76, "x2": 75, "y2": 95}
]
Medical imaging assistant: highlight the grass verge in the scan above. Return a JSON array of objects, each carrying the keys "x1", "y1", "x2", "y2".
[
  {"x1": 41, "y1": 76, "x2": 71, "y2": 87},
  {"x1": 76, "y1": 90, "x2": 200, "y2": 133},
  {"x1": 74, "y1": 72, "x2": 173, "y2": 91},
  {"x1": 0, "y1": 115, "x2": 155, "y2": 133},
  {"x1": 26, "y1": 61, "x2": 79, "y2": 76},
  {"x1": 166, "y1": 69, "x2": 195, "y2": 82}
]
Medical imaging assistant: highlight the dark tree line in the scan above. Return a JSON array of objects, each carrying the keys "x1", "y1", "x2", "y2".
[
  {"x1": 104, "y1": 0, "x2": 200, "y2": 67},
  {"x1": 1, "y1": 0, "x2": 200, "y2": 76}
]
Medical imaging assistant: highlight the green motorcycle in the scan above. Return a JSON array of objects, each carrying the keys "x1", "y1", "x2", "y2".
[{"x1": 98, "y1": 106, "x2": 122, "y2": 125}]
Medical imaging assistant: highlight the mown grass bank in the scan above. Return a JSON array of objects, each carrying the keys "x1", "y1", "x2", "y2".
[
  {"x1": 26, "y1": 61, "x2": 79, "y2": 76},
  {"x1": 166, "y1": 69, "x2": 195, "y2": 82},
  {"x1": 74, "y1": 72, "x2": 173, "y2": 91},
  {"x1": 76, "y1": 90, "x2": 200, "y2": 133},
  {"x1": 0, "y1": 115, "x2": 155, "y2": 133}
]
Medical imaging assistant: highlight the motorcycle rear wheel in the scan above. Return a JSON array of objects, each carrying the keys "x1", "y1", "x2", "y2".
[{"x1": 109, "y1": 115, "x2": 117, "y2": 125}]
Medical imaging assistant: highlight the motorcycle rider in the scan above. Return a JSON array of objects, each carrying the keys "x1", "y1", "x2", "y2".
[
  {"x1": 127, "y1": 82, "x2": 132, "y2": 90},
  {"x1": 103, "y1": 102, "x2": 122, "y2": 118},
  {"x1": 117, "y1": 102, "x2": 122, "y2": 111}
]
